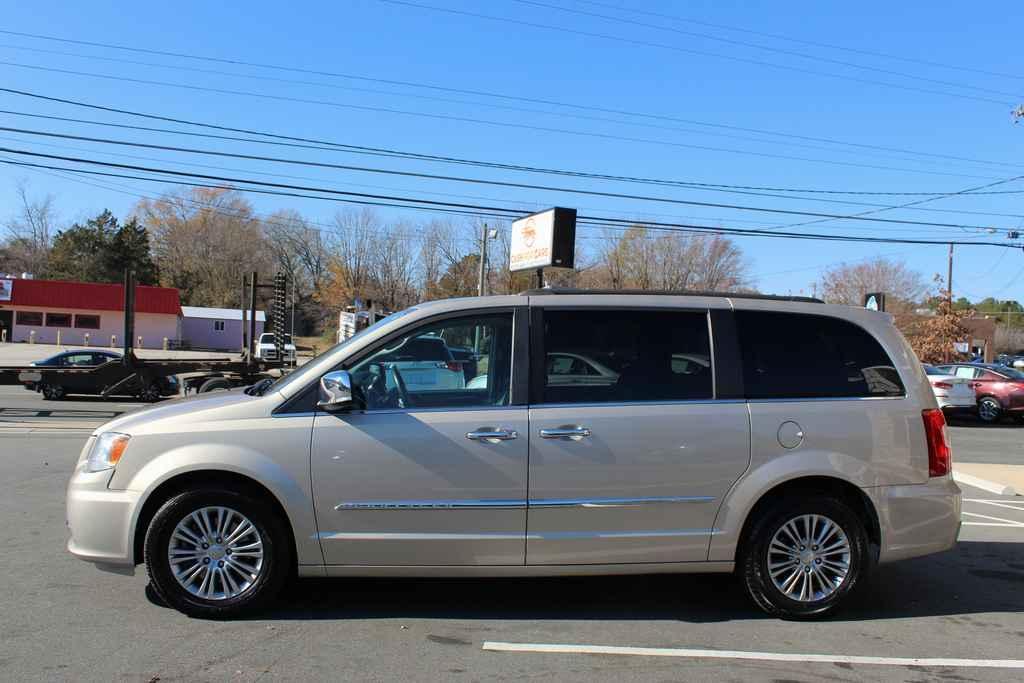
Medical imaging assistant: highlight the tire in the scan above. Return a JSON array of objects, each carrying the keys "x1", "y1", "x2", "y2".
[
  {"x1": 978, "y1": 396, "x2": 1002, "y2": 423},
  {"x1": 40, "y1": 383, "x2": 65, "y2": 400},
  {"x1": 137, "y1": 383, "x2": 162, "y2": 402},
  {"x1": 144, "y1": 488, "x2": 290, "y2": 619},
  {"x1": 199, "y1": 377, "x2": 231, "y2": 393},
  {"x1": 739, "y1": 496, "x2": 870, "y2": 620}
]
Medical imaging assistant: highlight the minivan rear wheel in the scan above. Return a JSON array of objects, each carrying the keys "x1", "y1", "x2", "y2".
[
  {"x1": 740, "y1": 496, "x2": 869, "y2": 619},
  {"x1": 144, "y1": 488, "x2": 290, "y2": 618}
]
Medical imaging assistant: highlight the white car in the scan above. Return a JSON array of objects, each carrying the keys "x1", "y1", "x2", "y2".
[
  {"x1": 254, "y1": 333, "x2": 296, "y2": 363},
  {"x1": 923, "y1": 364, "x2": 975, "y2": 412}
]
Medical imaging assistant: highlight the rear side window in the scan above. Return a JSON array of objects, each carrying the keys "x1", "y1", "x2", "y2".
[
  {"x1": 540, "y1": 309, "x2": 713, "y2": 404},
  {"x1": 735, "y1": 311, "x2": 904, "y2": 399}
]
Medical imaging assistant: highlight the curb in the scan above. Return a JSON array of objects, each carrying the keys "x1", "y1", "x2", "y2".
[{"x1": 953, "y1": 470, "x2": 1017, "y2": 497}]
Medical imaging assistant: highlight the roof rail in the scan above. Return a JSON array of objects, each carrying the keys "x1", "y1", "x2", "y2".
[{"x1": 518, "y1": 287, "x2": 824, "y2": 304}]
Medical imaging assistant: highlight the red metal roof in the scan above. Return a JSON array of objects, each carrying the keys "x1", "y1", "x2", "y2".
[{"x1": 4, "y1": 279, "x2": 182, "y2": 316}]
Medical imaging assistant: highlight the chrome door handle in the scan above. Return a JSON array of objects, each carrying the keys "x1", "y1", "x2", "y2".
[
  {"x1": 466, "y1": 428, "x2": 518, "y2": 442},
  {"x1": 539, "y1": 427, "x2": 592, "y2": 440}
]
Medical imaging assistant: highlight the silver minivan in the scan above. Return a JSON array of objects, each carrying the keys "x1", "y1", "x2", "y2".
[{"x1": 66, "y1": 290, "x2": 961, "y2": 619}]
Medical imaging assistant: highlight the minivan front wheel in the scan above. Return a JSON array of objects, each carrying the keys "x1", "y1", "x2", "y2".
[
  {"x1": 144, "y1": 488, "x2": 289, "y2": 618},
  {"x1": 740, "y1": 496, "x2": 870, "y2": 619}
]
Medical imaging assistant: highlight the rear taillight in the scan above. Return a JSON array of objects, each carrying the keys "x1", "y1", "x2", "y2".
[
  {"x1": 922, "y1": 408, "x2": 952, "y2": 477},
  {"x1": 445, "y1": 361, "x2": 463, "y2": 372},
  {"x1": 930, "y1": 381, "x2": 952, "y2": 389}
]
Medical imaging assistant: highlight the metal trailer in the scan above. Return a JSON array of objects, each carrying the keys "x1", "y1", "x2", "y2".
[{"x1": 0, "y1": 271, "x2": 289, "y2": 401}]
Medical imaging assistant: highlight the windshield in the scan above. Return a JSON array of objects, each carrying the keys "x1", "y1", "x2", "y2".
[
  {"x1": 259, "y1": 333, "x2": 293, "y2": 344},
  {"x1": 923, "y1": 365, "x2": 942, "y2": 376},
  {"x1": 268, "y1": 309, "x2": 414, "y2": 395}
]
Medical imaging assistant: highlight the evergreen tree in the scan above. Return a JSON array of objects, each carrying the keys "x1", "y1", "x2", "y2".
[{"x1": 44, "y1": 210, "x2": 158, "y2": 284}]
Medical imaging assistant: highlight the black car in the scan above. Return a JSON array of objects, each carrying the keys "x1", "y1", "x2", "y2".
[{"x1": 27, "y1": 350, "x2": 178, "y2": 400}]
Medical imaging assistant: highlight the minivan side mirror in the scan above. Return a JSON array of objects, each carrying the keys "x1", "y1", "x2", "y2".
[{"x1": 317, "y1": 370, "x2": 356, "y2": 412}]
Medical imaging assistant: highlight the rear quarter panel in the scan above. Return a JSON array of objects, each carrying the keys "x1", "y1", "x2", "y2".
[{"x1": 708, "y1": 300, "x2": 933, "y2": 562}]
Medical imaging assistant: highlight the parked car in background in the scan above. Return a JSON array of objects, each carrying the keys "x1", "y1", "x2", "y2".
[
  {"x1": 27, "y1": 349, "x2": 178, "y2": 400},
  {"x1": 933, "y1": 362, "x2": 1024, "y2": 423},
  {"x1": 27, "y1": 350, "x2": 122, "y2": 396},
  {"x1": 66, "y1": 291, "x2": 960, "y2": 620},
  {"x1": 996, "y1": 354, "x2": 1024, "y2": 370},
  {"x1": 356, "y1": 333, "x2": 466, "y2": 394},
  {"x1": 922, "y1": 364, "x2": 976, "y2": 414},
  {"x1": 254, "y1": 333, "x2": 296, "y2": 363}
]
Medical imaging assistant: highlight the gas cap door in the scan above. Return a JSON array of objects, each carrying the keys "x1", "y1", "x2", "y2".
[{"x1": 777, "y1": 421, "x2": 804, "y2": 449}]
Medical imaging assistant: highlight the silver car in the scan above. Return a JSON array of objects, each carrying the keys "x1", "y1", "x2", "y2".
[{"x1": 66, "y1": 290, "x2": 960, "y2": 619}]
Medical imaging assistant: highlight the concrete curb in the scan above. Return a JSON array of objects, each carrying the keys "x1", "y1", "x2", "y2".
[{"x1": 953, "y1": 470, "x2": 1017, "y2": 497}]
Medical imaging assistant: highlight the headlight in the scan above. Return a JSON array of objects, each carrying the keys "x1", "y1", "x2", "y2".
[{"x1": 86, "y1": 432, "x2": 131, "y2": 473}]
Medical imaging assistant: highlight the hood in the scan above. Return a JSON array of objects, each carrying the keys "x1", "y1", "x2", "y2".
[{"x1": 95, "y1": 389, "x2": 269, "y2": 436}]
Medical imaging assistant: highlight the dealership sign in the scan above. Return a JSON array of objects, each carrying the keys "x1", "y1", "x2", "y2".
[
  {"x1": 0, "y1": 279, "x2": 12, "y2": 302},
  {"x1": 509, "y1": 207, "x2": 577, "y2": 272}
]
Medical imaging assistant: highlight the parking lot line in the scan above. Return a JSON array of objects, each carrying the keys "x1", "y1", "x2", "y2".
[
  {"x1": 481, "y1": 642, "x2": 1024, "y2": 669},
  {"x1": 962, "y1": 511, "x2": 1024, "y2": 526},
  {"x1": 964, "y1": 498, "x2": 1024, "y2": 512}
]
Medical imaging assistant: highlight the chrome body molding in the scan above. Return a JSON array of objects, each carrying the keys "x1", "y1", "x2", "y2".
[
  {"x1": 333, "y1": 495, "x2": 715, "y2": 511},
  {"x1": 531, "y1": 496, "x2": 714, "y2": 509},
  {"x1": 315, "y1": 529, "x2": 716, "y2": 541},
  {"x1": 334, "y1": 499, "x2": 525, "y2": 511}
]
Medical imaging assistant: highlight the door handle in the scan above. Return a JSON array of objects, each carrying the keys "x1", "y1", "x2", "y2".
[
  {"x1": 539, "y1": 426, "x2": 592, "y2": 440},
  {"x1": 466, "y1": 428, "x2": 518, "y2": 442}
]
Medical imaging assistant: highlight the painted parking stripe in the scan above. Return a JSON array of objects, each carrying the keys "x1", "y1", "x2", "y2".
[
  {"x1": 964, "y1": 499, "x2": 1024, "y2": 513},
  {"x1": 481, "y1": 642, "x2": 1024, "y2": 669},
  {"x1": 962, "y1": 511, "x2": 1024, "y2": 527},
  {"x1": 963, "y1": 522, "x2": 1024, "y2": 527}
]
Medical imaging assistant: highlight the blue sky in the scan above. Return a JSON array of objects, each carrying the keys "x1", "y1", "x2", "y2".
[{"x1": 1, "y1": 0, "x2": 1023, "y2": 301}]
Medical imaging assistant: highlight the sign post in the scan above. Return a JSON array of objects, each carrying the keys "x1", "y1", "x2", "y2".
[{"x1": 509, "y1": 207, "x2": 577, "y2": 287}]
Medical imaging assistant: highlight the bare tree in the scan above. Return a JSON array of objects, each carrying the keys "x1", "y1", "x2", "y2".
[
  {"x1": 589, "y1": 227, "x2": 750, "y2": 292},
  {"x1": 2, "y1": 183, "x2": 57, "y2": 275},
  {"x1": 372, "y1": 221, "x2": 418, "y2": 310},
  {"x1": 136, "y1": 186, "x2": 271, "y2": 306},
  {"x1": 818, "y1": 258, "x2": 926, "y2": 312}
]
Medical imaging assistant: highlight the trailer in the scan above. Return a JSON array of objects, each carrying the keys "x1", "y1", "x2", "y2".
[{"x1": 0, "y1": 271, "x2": 289, "y2": 401}]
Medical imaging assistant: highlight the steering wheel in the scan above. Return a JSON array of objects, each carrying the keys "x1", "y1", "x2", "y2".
[{"x1": 389, "y1": 364, "x2": 412, "y2": 408}]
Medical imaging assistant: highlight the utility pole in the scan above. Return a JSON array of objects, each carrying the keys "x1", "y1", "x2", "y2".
[
  {"x1": 477, "y1": 224, "x2": 489, "y2": 297},
  {"x1": 947, "y1": 243, "x2": 954, "y2": 306}
]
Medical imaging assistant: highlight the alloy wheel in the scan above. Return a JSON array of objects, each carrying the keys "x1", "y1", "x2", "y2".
[
  {"x1": 767, "y1": 514, "x2": 851, "y2": 603},
  {"x1": 979, "y1": 398, "x2": 1000, "y2": 422},
  {"x1": 168, "y1": 506, "x2": 265, "y2": 601}
]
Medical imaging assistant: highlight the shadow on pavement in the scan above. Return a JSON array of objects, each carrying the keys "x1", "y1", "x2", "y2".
[
  {"x1": 0, "y1": 406, "x2": 126, "y2": 419},
  {"x1": 947, "y1": 416, "x2": 1024, "y2": 429},
  {"x1": 245, "y1": 541, "x2": 1024, "y2": 623}
]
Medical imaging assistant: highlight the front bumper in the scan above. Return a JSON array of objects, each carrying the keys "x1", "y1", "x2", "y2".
[
  {"x1": 867, "y1": 476, "x2": 961, "y2": 564},
  {"x1": 66, "y1": 445, "x2": 140, "y2": 573}
]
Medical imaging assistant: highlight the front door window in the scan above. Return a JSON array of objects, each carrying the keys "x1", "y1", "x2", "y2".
[{"x1": 348, "y1": 314, "x2": 513, "y2": 410}]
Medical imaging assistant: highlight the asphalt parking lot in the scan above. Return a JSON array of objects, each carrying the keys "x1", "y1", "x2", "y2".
[{"x1": 1, "y1": 387, "x2": 1022, "y2": 681}]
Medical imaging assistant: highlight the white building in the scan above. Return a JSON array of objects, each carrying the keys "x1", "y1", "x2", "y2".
[{"x1": 180, "y1": 306, "x2": 265, "y2": 351}]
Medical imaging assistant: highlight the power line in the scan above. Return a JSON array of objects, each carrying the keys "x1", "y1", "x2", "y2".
[
  {"x1": 510, "y1": 0, "x2": 1024, "y2": 101},
  {"x1": 0, "y1": 40, "x2": 1019, "y2": 173},
  {"x1": 3, "y1": 25, "x2": 1019, "y2": 161},
  {"x1": 763, "y1": 174, "x2": 1024, "y2": 234},
  {"x1": 3, "y1": 43, "x2": 1015, "y2": 172},
  {"x1": 5, "y1": 87, "x2": 1022, "y2": 196},
  {"x1": 375, "y1": 0, "x2": 1016, "y2": 106},
  {"x1": 3, "y1": 123, "x2": 1021, "y2": 223},
  {"x1": 0, "y1": 154, "x2": 1017, "y2": 247},
  {"x1": 0, "y1": 62, "x2": 1003, "y2": 181},
  {"x1": 3, "y1": 144, "x2": 1016, "y2": 232},
  {"x1": 572, "y1": 0, "x2": 1024, "y2": 83}
]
